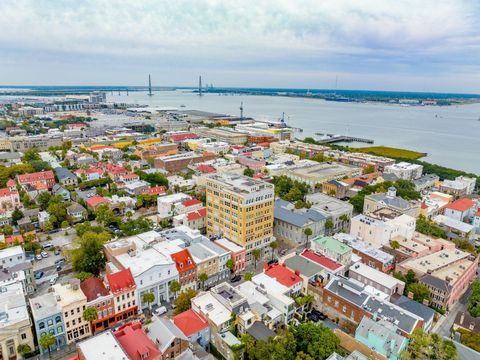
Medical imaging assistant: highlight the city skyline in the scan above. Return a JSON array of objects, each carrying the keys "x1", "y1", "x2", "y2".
[{"x1": 1, "y1": 0, "x2": 480, "y2": 93}]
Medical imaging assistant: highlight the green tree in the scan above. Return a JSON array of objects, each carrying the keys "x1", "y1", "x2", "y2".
[
  {"x1": 407, "y1": 283, "x2": 430, "y2": 303},
  {"x1": 174, "y1": 289, "x2": 198, "y2": 314},
  {"x1": 71, "y1": 231, "x2": 110, "y2": 275},
  {"x1": 42, "y1": 220, "x2": 53, "y2": 233},
  {"x1": 198, "y1": 273, "x2": 208, "y2": 290},
  {"x1": 303, "y1": 227, "x2": 313, "y2": 249},
  {"x1": 400, "y1": 328, "x2": 457, "y2": 360},
  {"x1": 39, "y1": 333, "x2": 56, "y2": 358},
  {"x1": 468, "y1": 279, "x2": 480, "y2": 317},
  {"x1": 244, "y1": 272, "x2": 253, "y2": 281},
  {"x1": 83, "y1": 306, "x2": 98, "y2": 322},
  {"x1": 61, "y1": 220, "x2": 69, "y2": 229},
  {"x1": 94, "y1": 204, "x2": 119, "y2": 226},
  {"x1": 226, "y1": 259, "x2": 235, "y2": 273},
  {"x1": 325, "y1": 219, "x2": 334, "y2": 235},
  {"x1": 21, "y1": 147, "x2": 41, "y2": 162},
  {"x1": 17, "y1": 343, "x2": 32, "y2": 357},
  {"x1": 169, "y1": 280, "x2": 181, "y2": 299},
  {"x1": 292, "y1": 322, "x2": 341, "y2": 360},
  {"x1": 243, "y1": 168, "x2": 255, "y2": 177},
  {"x1": 142, "y1": 292, "x2": 155, "y2": 310},
  {"x1": 269, "y1": 241, "x2": 278, "y2": 261},
  {"x1": 11, "y1": 207, "x2": 24, "y2": 225},
  {"x1": 1, "y1": 224, "x2": 13, "y2": 235},
  {"x1": 251, "y1": 249, "x2": 261, "y2": 269},
  {"x1": 390, "y1": 240, "x2": 400, "y2": 250},
  {"x1": 75, "y1": 272, "x2": 94, "y2": 281},
  {"x1": 47, "y1": 202, "x2": 67, "y2": 225},
  {"x1": 37, "y1": 191, "x2": 52, "y2": 210}
]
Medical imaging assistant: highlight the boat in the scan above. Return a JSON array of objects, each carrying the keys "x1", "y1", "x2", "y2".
[{"x1": 180, "y1": 104, "x2": 186, "y2": 108}]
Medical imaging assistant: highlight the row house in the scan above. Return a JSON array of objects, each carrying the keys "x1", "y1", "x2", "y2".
[
  {"x1": 173, "y1": 207, "x2": 207, "y2": 231},
  {"x1": 214, "y1": 238, "x2": 246, "y2": 274},
  {"x1": 0, "y1": 180, "x2": 20, "y2": 211},
  {"x1": 80, "y1": 277, "x2": 116, "y2": 334},
  {"x1": 16, "y1": 170, "x2": 55, "y2": 190},
  {"x1": 170, "y1": 249, "x2": 197, "y2": 291},
  {"x1": 74, "y1": 167, "x2": 105, "y2": 181},
  {"x1": 106, "y1": 268, "x2": 139, "y2": 322}
]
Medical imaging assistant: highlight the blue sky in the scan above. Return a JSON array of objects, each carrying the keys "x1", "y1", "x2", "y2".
[{"x1": 1, "y1": 0, "x2": 480, "y2": 93}]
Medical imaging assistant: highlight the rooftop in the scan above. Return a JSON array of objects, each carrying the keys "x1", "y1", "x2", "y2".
[
  {"x1": 77, "y1": 330, "x2": 128, "y2": 360},
  {"x1": 350, "y1": 263, "x2": 404, "y2": 289},
  {"x1": 29, "y1": 292, "x2": 61, "y2": 320},
  {"x1": 274, "y1": 199, "x2": 326, "y2": 227},
  {"x1": 356, "y1": 317, "x2": 407, "y2": 357},
  {"x1": 312, "y1": 236, "x2": 352, "y2": 255},
  {"x1": 334, "y1": 233, "x2": 394, "y2": 265},
  {"x1": 114, "y1": 322, "x2": 161, "y2": 360},
  {"x1": 146, "y1": 317, "x2": 188, "y2": 354},
  {"x1": 246, "y1": 321, "x2": 277, "y2": 342},
  {"x1": 433, "y1": 215, "x2": 474, "y2": 233},
  {"x1": 263, "y1": 263, "x2": 302, "y2": 288},
  {"x1": 80, "y1": 277, "x2": 110, "y2": 302},
  {"x1": 445, "y1": 198, "x2": 476, "y2": 212},
  {"x1": 172, "y1": 309, "x2": 209, "y2": 337},
  {"x1": 214, "y1": 238, "x2": 244, "y2": 253},
  {"x1": 399, "y1": 248, "x2": 471, "y2": 275},
  {"x1": 283, "y1": 255, "x2": 324, "y2": 278},
  {"x1": 106, "y1": 268, "x2": 136, "y2": 295},
  {"x1": 192, "y1": 292, "x2": 231, "y2": 326},
  {"x1": 206, "y1": 172, "x2": 274, "y2": 195}
]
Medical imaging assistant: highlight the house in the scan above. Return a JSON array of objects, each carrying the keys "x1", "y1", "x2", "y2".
[
  {"x1": 54, "y1": 167, "x2": 78, "y2": 187},
  {"x1": 246, "y1": 321, "x2": 277, "y2": 342},
  {"x1": 29, "y1": 293, "x2": 67, "y2": 355},
  {"x1": 0, "y1": 180, "x2": 20, "y2": 211},
  {"x1": 443, "y1": 198, "x2": 477, "y2": 222},
  {"x1": 145, "y1": 317, "x2": 190, "y2": 360},
  {"x1": 384, "y1": 162, "x2": 423, "y2": 180},
  {"x1": 355, "y1": 316, "x2": 409, "y2": 360},
  {"x1": 76, "y1": 330, "x2": 129, "y2": 360},
  {"x1": 74, "y1": 167, "x2": 104, "y2": 181},
  {"x1": 114, "y1": 321, "x2": 162, "y2": 360},
  {"x1": 263, "y1": 263, "x2": 302, "y2": 295},
  {"x1": 363, "y1": 187, "x2": 420, "y2": 218},
  {"x1": 17, "y1": 170, "x2": 55, "y2": 190},
  {"x1": 349, "y1": 263, "x2": 405, "y2": 299},
  {"x1": 157, "y1": 193, "x2": 192, "y2": 220},
  {"x1": 167, "y1": 175, "x2": 195, "y2": 191},
  {"x1": 273, "y1": 199, "x2": 326, "y2": 245},
  {"x1": 124, "y1": 180, "x2": 150, "y2": 196},
  {"x1": 392, "y1": 295, "x2": 435, "y2": 332},
  {"x1": 307, "y1": 193, "x2": 354, "y2": 234},
  {"x1": 170, "y1": 249, "x2": 197, "y2": 290},
  {"x1": 80, "y1": 277, "x2": 115, "y2": 334},
  {"x1": 432, "y1": 215, "x2": 475, "y2": 240},
  {"x1": 85, "y1": 195, "x2": 108, "y2": 211},
  {"x1": 67, "y1": 203, "x2": 87, "y2": 223},
  {"x1": 173, "y1": 207, "x2": 207, "y2": 231},
  {"x1": 300, "y1": 249, "x2": 345, "y2": 278},
  {"x1": 175, "y1": 198, "x2": 204, "y2": 216},
  {"x1": 310, "y1": 236, "x2": 352, "y2": 266},
  {"x1": 173, "y1": 309, "x2": 210, "y2": 349},
  {"x1": 282, "y1": 254, "x2": 326, "y2": 294},
  {"x1": 454, "y1": 311, "x2": 480, "y2": 333},
  {"x1": 214, "y1": 238, "x2": 246, "y2": 274},
  {"x1": 106, "y1": 268, "x2": 138, "y2": 323},
  {"x1": 52, "y1": 184, "x2": 70, "y2": 201}
]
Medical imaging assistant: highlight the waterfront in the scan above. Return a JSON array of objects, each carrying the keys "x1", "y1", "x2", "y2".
[{"x1": 108, "y1": 90, "x2": 480, "y2": 174}]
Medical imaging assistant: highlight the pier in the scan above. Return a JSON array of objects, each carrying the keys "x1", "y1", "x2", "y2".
[{"x1": 314, "y1": 133, "x2": 374, "y2": 144}]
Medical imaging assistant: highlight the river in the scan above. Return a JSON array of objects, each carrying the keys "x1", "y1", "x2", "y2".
[{"x1": 107, "y1": 90, "x2": 480, "y2": 174}]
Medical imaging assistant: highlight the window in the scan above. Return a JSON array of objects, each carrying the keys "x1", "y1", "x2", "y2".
[
  {"x1": 55, "y1": 316, "x2": 62, "y2": 323},
  {"x1": 72, "y1": 319, "x2": 76, "y2": 325},
  {"x1": 57, "y1": 326, "x2": 63, "y2": 333},
  {"x1": 21, "y1": 333, "x2": 27, "y2": 340},
  {"x1": 47, "y1": 319, "x2": 53, "y2": 326},
  {"x1": 39, "y1": 322, "x2": 45, "y2": 329}
]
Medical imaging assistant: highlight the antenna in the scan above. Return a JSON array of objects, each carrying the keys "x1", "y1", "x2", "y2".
[
  {"x1": 148, "y1": 74, "x2": 153, "y2": 96},
  {"x1": 199, "y1": 76, "x2": 202, "y2": 96},
  {"x1": 240, "y1": 102, "x2": 244, "y2": 119}
]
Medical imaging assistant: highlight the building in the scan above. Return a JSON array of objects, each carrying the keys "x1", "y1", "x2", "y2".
[
  {"x1": 392, "y1": 295, "x2": 435, "y2": 332},
  {"x1": 16, "y1": 170, "x2": 56, "y2": 190},
  {"x1": 106, "y1": 268, "x2": 139, "y2": 323},
  {"x1": 413, "y1": 174, "x2": 440, "y2": 192},
  {"x1": 80, "y1": 277, "x2": 115, "y2": 334},
  {"x1": 214, "y1": 238, "x2": 246, "y2": 274},
  {"x1": 455, "y1": 176, "x2": 477, "y2": 195},
  {"x1": 173, "y1": 207, "x2": 207, "y2": 231},
  {"x1": 144, "y1": 317, "x2": 190, "y2": 360},
  {"x1": 263, "y1": 263, "x2": 303, "y2": 295},
  {"x1": 432, "y1": 214, "x2": 475, "y2": 240},
  {"x1": 9, "y1": 134, "x2": 63, "y2": 152},
  {"x1": 114, "y1": 321, "x2": 162, "y2": 360},
  {"x1": 76, "y1": 330, "x2": 129, "y2": 360},
  {"x1": 363, "y1": 187, "x2": 420, "y2": 218},
  {"x1": 311, "y1": 236, "x2": 352, "y2": 266},
  {"x1": 306, "y1": 193, "x2": 353, "y2": 234},
  {"x1": 157, "y1": 193, "x2": 192, "y2": 220},
  {"x1": 274, "y1": 199, "x2": 326, "y2": 245},
  {"x1": 193, "y1": 127, "x2": 248, "y2": 145},
  {"x1": 454, "y1": 311, "x2": 480, "y2": 333},
  {"x1": 355, "y1": 317, "x2": 409, "y2": 360},
  {"x1": 282, "y1": 254, "x2": 326, "y2": 294},
  {"x1": 0, "y1": 181, "x2": 20, "y2": 211},
  {"x1": 85, "y1": 195, "x2": 108, "y2": 211},
  {"x1": 52, "y1": 279, "x2": 91, "y2": 344},
  {"x1": 205, "y1": 173, "x2": 275, "y2": 262},
  {"x1": 443, "y1": 198, "x2": 477, "y2": 222},
  {"x1": 172, "y1": 309, "x2": 210, "y2": 349},
  {"x1": 170, "y1": 249, "x2": 197, "y2": 290},
  {"x1": 154, "y1": 151, "x2": 214, "y2": 172},
  {"x1": 300, "y1": 249, "x2": 345, "y2": 277},
  {"x1": 54, "y1": 167, "x2": 78, "y2": 187},
  {"x1": 384, "y1": 162, "x2": 423, "y2": 180},
  {"x1": 30, "y1": 293, "x2": 67, "y2": 355},
  {"x1": 439, "y1": 179, "x2": 468, "y2": 197},
  {"x1": 0, "y1": 282, "x2": 35, "y2": 360},
  {"x1": 66, "y1": 202, "x2": 87, "y2": 223},
  {"x1": 349, "y1": 263, "x2": 405, "y2": 299}
]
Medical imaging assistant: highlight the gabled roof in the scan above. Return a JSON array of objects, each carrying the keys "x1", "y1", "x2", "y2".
[
  {"x1": 274, "y1": 199, "x2": 326, "y2": 227},
  {"x1": 17, "y1": 170, "x2": 55, "y2": 184},
  {"x1": 186, "y1": 208, "x2": 206, "y2": 221},
  {"x1": 54, "y1": 167, "x2": 76, "y2": 180},
  {"x1": 300, "y1": 249, "x2": 343, "y2": 271},
  {"x1": 172, "y1": 309, "x2": 209, "y2": 337},
  {"x1": 86, "y1": 195, "x2": 108, "y2": 208},
  {"x1": 143, "y1": 186, "x2": 165, "y2": 195},
  {"x1": 80, "y1": 277, "x2": 110, "y2": 302},
  {"x1": 445, "y1": 198, "x2": 476, "y2": 212},
  {"x1": 114, "y1": 322, "x2": 161, "y2": 360},
  {"x1": 181, "y1": 199, "x2": 202, "y2": 207},
  {"x1": 170, "y1": 249, "x2": 196, "y2": 273},
  {"x1": 263, "y1": 263, "x2": 302, "y2": 288},
  {"x1": 146, "y1": 317, "x2": 188, "y2": 354},
  {"x1": 106, "y1": 268, "x2": 136, "y2": 294},
  {"x1": 246, "y1": 321, "x2": 276, "y2": 342}
]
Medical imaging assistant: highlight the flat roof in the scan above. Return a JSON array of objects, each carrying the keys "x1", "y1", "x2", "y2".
[
  {"x1": 192, "y1": 292, "x2": 231, "y2": 327},
  {"x1": 400, "y1": 248, "x2": 470, "y2": 275},
  {"x1": 334, "y1": 233, "x2": 394, "y2": 265},
  {"x1": 283, "y1": 255, "x2": 324, "y2": 277},
  {"x1": 312, "y1": 236, "x2": 352, "y2": 255},
  {"x1": 214, "y1": 238, "x2": 244, "y2": 253},
  {"x1": 430, "y1": 258, "x2": 475, "y2": 286},
  {"x1": 78, "y1": 331, "x2": 128, "y2": 359},
  {"x1": 350, "y1": 263, "x2": 404, "y2": 289}
]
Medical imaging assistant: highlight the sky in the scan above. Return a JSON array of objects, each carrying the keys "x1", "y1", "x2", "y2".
[{"x1": 1, "y1": 0, "x2": 480, "y2": 93}]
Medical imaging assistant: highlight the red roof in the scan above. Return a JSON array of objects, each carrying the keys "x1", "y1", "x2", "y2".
[
  {"x1": 5, "y1": 234, "x2": 24, "y2": 245},
  {"x1": 114, "y1": 322, "x2": 161, "y2": 360},
  {"x1": 171, "y1": 249, "x2": 196, "y2": 273},
  {"x1": 186, "y1": 208, "x2": 206, "y2": 221},
  {"x1": 181, "y1": 199, "x2": 202, "y2": 207},
  {"x1": 172, "y1": 309, "x2": 209, "y2": 337},
  {"x1": 169, "y1": 133, "x2": 198, "y2": 142},
  {"x1": 476, "y1": 209, "x2": 480, "y2": 217},
  {"x1": 301, "y1": 249, "x2": 343, "y2": 271},
  {"x1": 143, "y1": 186, "x2": 166, "y2": 195},
  {"x1": 263, "y1": 263, "x2": 302, "y2": 288},
  {"x1": 0, "y1": 188, "x2": 14, "y2": 197},
  {"x1": 6, "y1": 179, "x2": 16, "y2": 187},
  {"x1": 80, "y1": 277, "x2": 110, "y2": 302},
  {"x1": 445, "y1": 198, "x2": 476, "y2": 212},
  {"x1": 196, "y1": 164, "x2": 216, "y2": 174},
  {"x1": 86, "y1": 195, "x2": 108, "y2": 208},
  {"x1": 105, "y1": 164, "x2": 128, "y2": 175},
  {"x1": 106, "y1": 268, "x2": 136, "y2": 294},
  {"x1": 421, "y1": 202, "x2": 428, "y2": 209},
  {"x1": 17, "y1": 170, "x2": 54, "y2": 184}
]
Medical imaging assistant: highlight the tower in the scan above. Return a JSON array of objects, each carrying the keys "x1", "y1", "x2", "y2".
[
  {"x1": 148, "y1": 74, "x2": 153, "y2": 96},
  {"x1": 198, "y1": 76, "x2": 202, "y2": 96}
]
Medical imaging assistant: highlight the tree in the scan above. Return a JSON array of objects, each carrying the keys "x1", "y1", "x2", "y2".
[
  {"x1": 251, "y1": 249, "x2": 261, "y2": 269},
  {"x1": 39, "y1": 333, "x2": 56, "y2": 358},
  {"x1": 142, "y1": 292, "x2": 155, "y2": 310},
  {"x1": 390, "y1": 240, "x2": 400, "y2": 250},
  {"x1": 94, "y1": 204, "x2": 119, "y2": 226},
  {"x1": 226, "y1": 259, "x2": 235, "y2": 273},
  {"x1": 83, "y1": 306, "x2": 97, "y2": 322},
  {"x1": 243, "y1": 168, "x2": 255, "y2": 177},
  {"x1": 292, "y1": 323, "x2": 341, "y2": 360},
  {"x1": 71, "y1": 231, "x2": 110, "y2": 275},
  {"x1": 169, "y1": 280, "x2": 181, "y2": 299},
  {"x1": 11, "y1": 207, "x2": 23, "y2": 225},
  {"x1": 198, "y1": 273, "x2": 208, "y2": 290},
  {"x1": 61, "y1": 220, "x2": 69, "y2": 229},
  {"x1": 42, "y1": 221, "x2": 53, "y2": 233},
  {"x1": 400, "y1": 328, "x2": 457, "y2": 360},
  {"x1": 17, "y1": 343, "x2": 32, "y2": 357},
  {"x1": 174, "y1": 289, "x2": 198, "y2": 314},
  {"x1": 37, "y1": 192, "x2": 52, "y2": 210},
  {"x1": 407, "y1": 283, "x2": 430, "y2": 303},
  {"x1": 269, "y1": 241, "x2": 278, "y2": 261},
  {"x1": 324, "y1": 219, "x2": 334, "y2": 235},
  {"x1": 303, "y1": 227, "x2": 313, "y2": 249},
  {"x1": 244, "y1": 271, "x2": 253, "y2": 281},
  {"x1": 1, "y1": 224, "x2": 13, "y2": 235},
  {"x1": 468, "y1": 279, "x2": 480, "y2": 317},
  {"x1": 21, "y1": 147, "x2": 41, "y2": 162},
  {"x1": 47, "y1": 202, "x2": 67, "y2": 225}
]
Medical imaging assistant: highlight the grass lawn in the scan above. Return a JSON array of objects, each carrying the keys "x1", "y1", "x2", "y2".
[{"x1": 351, "y1": 146, "x2": 426, "y2": 160}]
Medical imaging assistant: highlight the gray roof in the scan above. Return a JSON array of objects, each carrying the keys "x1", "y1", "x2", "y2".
[
  {"x1": 420, "y1": 274, "x2": 452, "y2": 293},
  {"x1": 447, "y1": 338, "x2": 480, "y2": 360},
  {"x1": 29, "y1": 293, "x2": 61, "y2": 320},
  {"x1": 356, "y1": 317, "x2": 407, "y2": 358},
  {"x1": 67, "y1": 202, "x2": 86, "y2": 213},
  {"x1": 326, "y1": 277, "x2": 369, "y2": 307},
  {"x1": 365, "y1": 297, "x2": 420, "y2": 335},
  {"x1": 454, "y1": 311, "x2": 480, "y2": 332},
  {"x1": 0, "y1": 152, "x2": 22, "y2": 160},
  {"x1": 147, "y1": 317, "x2": 187, "y2": 354},
  {"x1": 367, "y1": 193, "x2": 411, "y2": 210},
  {"x1": 54, "y1": 167, "x2": 76, "y2": 180},
  {"x1": 381, "y1": 173, "x2": 399, "y2": 182},
  {"x1": 246, "y1": 321, "x2": 277, "y2": 342},
  {"x1": 393, "y1": 295, "x2": 435, "y2": 324},
  {"x1": 188, "y1": 243, "x2": 215, "y2": 261},
  {"x1": 274, "y1": 199, "x2": 326, "y2": 227},
  {"x1": 283, "y1": 255, "x2": 324, "y2": 277}
]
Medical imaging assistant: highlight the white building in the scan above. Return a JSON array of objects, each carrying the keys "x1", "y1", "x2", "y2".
[
  {"x1": 349, "y1": 262, "x2": 405, "y2": 299},
  {"x1": 157, "y1": 193, "x2": 192, "y2": 220},
  {"x1": 384, "y1": 162, "x2": 423, "y2": 180},
  {"x1": 455, "y1": 176, "x2": 477, "y2": 195},
  {"x1": 167, "y1": 175, "x2": 195, "y2": 191}
]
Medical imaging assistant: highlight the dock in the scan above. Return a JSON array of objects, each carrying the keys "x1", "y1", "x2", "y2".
[{"x1": 314, "y1": 133, "x2": 374, "y2": 144}]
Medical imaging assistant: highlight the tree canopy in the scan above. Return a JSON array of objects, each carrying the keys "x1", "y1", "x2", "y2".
[
  {"x1": 174, "y1": 289, "x2": 197, "y2": 314},
  {"x1": 71, "y1": 231, "x2": 111, "y2": 275},
  {"x1": 400, "y1": 329, "x2": 457, "y2": 360}
]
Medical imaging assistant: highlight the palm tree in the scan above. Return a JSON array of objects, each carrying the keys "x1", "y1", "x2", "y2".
[
  {"x1": 198, "y1": 273, "x2": 208, "y2": 290},
  {"x1": 269, "y1": 241, "x2": 278, "y2": 261},
  {"x1": 325, "y1": 219, "x2": 334, "y2": 235},
  {"x1": 169, "y1": 280, "x2": 181, "y2": 299},
  {"x1": 244, "y1": 272, "x2": 253, "y2": 281},
  {"x1": 303, "y1": 227, "x2": 313, "y2": 249},
  {"x1": 142, "y1": 292, "x2": 155, "y2": 311},
  {"x1": 83, "y1": 306, "x2": 97, "y2": 322},
  {"x1": 251, "y1": 249, "x2": 261, "y2": 269},
  {"x1": 39, "y1": 333, "x2": 56, "y2": 359}
]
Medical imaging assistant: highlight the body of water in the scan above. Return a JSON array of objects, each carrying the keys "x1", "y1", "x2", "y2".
[{"x1": 108, "y1": 90, "x2": 480, "y2": 174}]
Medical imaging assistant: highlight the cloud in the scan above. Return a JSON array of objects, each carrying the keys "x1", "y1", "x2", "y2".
[{"x1": 0, "y1": 0, "x2": 479, "y2": 91}]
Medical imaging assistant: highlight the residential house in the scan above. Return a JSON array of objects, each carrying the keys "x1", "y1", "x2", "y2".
[
  {"x1": 0, "y1": 180, "x2": 20, "y2": 211},
  {"x1": 306, "y1": 193, "x2": 354, "y2": 234},
  {"x1": 54, "y1": 167, "x2": 78, "y2": 187},
  {"x1": 170, "y1": 249, "x2": 197, "y2": 291},
  {"x1": 173, "y1": 309, "x2": 210, "y2": 349},
  {"x1": 310, "y1": 236, "x2": 352, "y2": 266},
  {"x1": 106, "y1": 268, "x2": 139, "y2": 323},
  {"x1": 114, "y1": 321, "x2": 162, "y2": 360},
  {"x1": 214, "y1": 238, "x2": 246, "y2": 274},
  {"x1": 16, "y1": 170, "x2": 56, "y2": 190},
  {"x1": 173, "y1": 207, "x2": 207, "y2": 231},
  {"x1": 80, "y1": 277, "x2": 115, "y2": 334},
  {"x1": 66, "y1": 203, "x2": 87, "y2": 223},
  {"x1": 349, "y1": 263, "x2": 405, "y2": 299},
  {"x1": 76, "y1": 330, "x2": 129, "y2": 360},
  {"x1": 157, "y1": 193, "x2": 192, "y2": 220},
  {"x1": 146, "y1": 317, "x2": 191, "y2": 359},
  {"x1": 262, "y1": 263, "x2": 302, "y2": 296},
  {"x1": 443, "y1": 198, "x2": 477, "y2": 222},
  {"x1": 363, "y1": 187, "x2": 420, "y2": 218},
  {"x1": 52, "y1": 184, "x2": 70, "y2": 201}
]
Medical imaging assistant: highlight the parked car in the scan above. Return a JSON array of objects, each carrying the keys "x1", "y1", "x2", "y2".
[
  {"x1": 307, "y1": 312, "x2": 320, "y2": 322},
  {"x1": 154, "y1": 306, "x2": 167, "y2": 316},
  {"x1": 35, "y1": 272, "x2": 44, "y2": 280},
  {"x1": 54, "y1": 258, "x2": 65, "y2": 265},
  {"x1": 56, "y1": 265, "x2": 62, "y2": 272},
  {"x1": 54, "y1": 249, "x2": 60, "y2": 256},
  {"x1": 310, "y1": 309, "x2": 327, "y2": 320},
  {"x1": 50, "y1": 277, "x2": 57, "y2": 285},
  {"x1": 35, "y1": 254, "x2": 42, "y2": 261},
  {"x1": 41, "y1": 251, "x2": 48, "y2": 258},
  {"x1": 267, "y1": 259, "x2": 278, "y2": 265},
  {"x1": 42, "y1": 242, "x2": 54, "y2": 249},
  {"x1": 230, "y1": 275, "x2": 242, "y2": 283}
]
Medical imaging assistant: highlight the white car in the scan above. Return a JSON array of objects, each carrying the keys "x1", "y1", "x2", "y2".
[
  {"x1": 41, "y1": 251, "x2": 48, "y2": 258},
  {"x1": 154, "y1": 306, "x2": 167, "y2": 316},
  {"x1": 35, "y1": 254, "x2": 42, "y2": 261},
  {"x1": 49, "y1": 277, "x2": 57, "y2": 285}
]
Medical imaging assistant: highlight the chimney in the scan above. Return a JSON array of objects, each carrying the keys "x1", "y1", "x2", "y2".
[{"x1": 294, "y1": 270, "x2": 300, "y2": 276}]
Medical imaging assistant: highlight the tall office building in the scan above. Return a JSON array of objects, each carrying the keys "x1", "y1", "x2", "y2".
[{"x1": 205, "y1": 173, "x2": 274, "y2": 262}]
